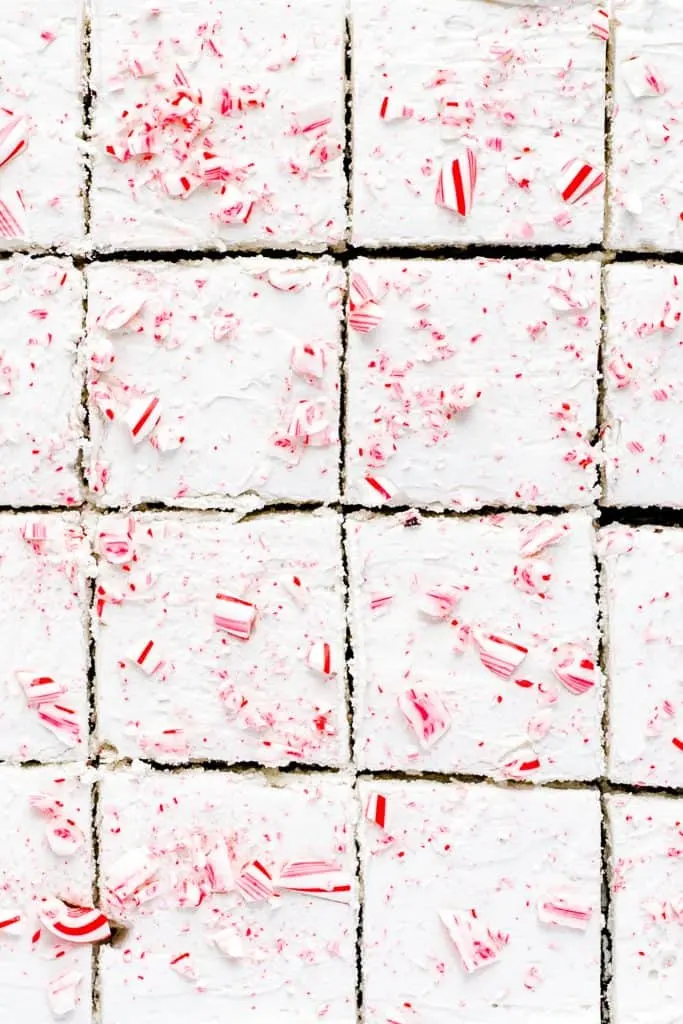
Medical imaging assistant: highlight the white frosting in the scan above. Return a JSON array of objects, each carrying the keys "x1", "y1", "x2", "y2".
[
  {"x1": 0, "y1": 1, "x2": 84, "y2": 250},
  {"x1": 90, "y1": 0, "x2": 346, "y2": 251},
  {"x1": 0, "y1": 257, "x2": 83, "y2": 506},
  {"x1": 603, "y1": 263, "x2": 683, "y2": 506},
  {"x1": 608, "y1": 793, "x2": 683, "y2": 1024},
  {"x1": 0, "y1": 513, "x2": 91, "y2": 762},
  {"x1": 359, "y1": 778, "x2": 601, "y2": 1024},
  {"x1": 99, "y1": 767, "x2": 357, "y2": 1024},
  {"x1": 85, "y1": 258, "x2": 342, "y2": 508},
  {"x1": 0, "y1": 765, "x2": 93, "y2": 1023},
  {"x1": 608, "y1": 0, "x2": 683, "y2": 252},
  {"x1": 350, "y1": 0, "x2": 606, "y2": 247},
  {"x1": 91, "y1": 510, "x2": 349, "y2": 765},
  {"x1": 345, "y1": 258, "x2": 600, "y2": 510},
  {"x1": 347, "y1": 510, "x2": 602, "y2": 780},
  {"x1": 600, "y1": 525, "x2": 683, "y2": 787}
]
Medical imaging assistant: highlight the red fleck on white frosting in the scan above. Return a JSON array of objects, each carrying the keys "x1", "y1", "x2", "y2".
[
  {"x1": 348, "y1": 511, "x2": 602, "y2": 779},
  {"x1": 345, "y1": 258, "x2": 600, "y2": 509},
  {"x1": 90, "y1": 0, "x2": 346, "y2": 250}
]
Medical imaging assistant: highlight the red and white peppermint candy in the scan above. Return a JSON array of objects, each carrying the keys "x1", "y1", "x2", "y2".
[
  {"x1": 204, "y1": 837, "x2": 235, "y2": 894},
  {"x1": 235, "y1": 860, "x2": 275, "y2": 903},
  {"x1": 435, "y1": 147, "x2": 477, "y2": 216},
  {"x1": 349, "y1": 300, "x2": 383, "y2": 334},
  {"x1": 439, "y1": 909, "x2": 508, "y2": 973},
  {"x1": 37, "y1": 704, "x2": 81, "y2": 747},
  {"x1": 306, "y1": 641, "x2": 335, "y2": 677},
  {"x1": 0, "y1": 114, "x2": 29, "y2": 170},
  {"x1": 97, "y1": 528, "x2": 134, "y2": 565},
  {"x1": 90, "y1": 335, "x2": 115, "y2": 371},
  {"x1": 126, "y1": 394, "x2": 161, "y2": 444},
  {"x1": 128, "y1": 639, "x2": 165, "y2": 676},
  {"x1": 502, "y1": 747, "x2": 542, "y2": 779},
  {"x1": 606, "y1": 352, "x2": 632, "y2": 389},
  {"x1": 211, "y1": 926, "x2": 245, "y2": 959},
  {"x1": 169, "y1": 952, "x2": 198, "y2": 982},
  {"x1": 47, "y1": 970, "x2": 82, "y2": 1018},
  {"x1": 261, "y1": 265, "x2": 310, "y2": 292},
  {"x1": 293, "y1": 103, "x2": 332, "y2": 134},
  {"x1": 557, "y1": 159, "x2": 604, "y2": 204},
  {"x1": 99, "y1": 294, "x2": 145, "y2": 332},
  {"x1": 590, "y1": 7, "x2": 609, "y2": 41},
  {"x1": 20, "y1": 515, "x2": 47, "y2": 550},
  {"x1": 291, "y1": 340, "x2": 325, "y2": 380},
  {"x1": 285, "y1": 398, "x2": 332, "y2": 445},
  {"x1": 216, "y1": 184, "x2": 254, "y2": 225},
  {"x1": 398, "y1": 689, "x2": 451, "y2": 748},
  {"x1": 473, "y1": 630, "x2": 528, "y2": 679},
  {"x1": 445, "y1": 381, "x2": 482, "y2": 413},
  {"x1": 158, "y1": 170, "x2": 201, "y2": 200},
  {"x1": 277, "y1": 860, "x2": 352, "y2": 903},
  {"x1": 418, "y1": 584, "x2": 461, "y2": 620},
  {"x1": 39, "y1": 899, "x2": 110, "y2": 944},
  {"x1": 512, "y1": 559, "x2": 552, "y2": 597},
  {"x1": 46, "y1": 817, "x2": 85, "y2": 857},
  {"x1": 105, "y1": 847, "x2": 159, "y2": 908},
  {"x1": 519, "y1": 518, "x2": 566, "y2": 558},
  {"x1": 17, "y1": 672, "x2": 67, "y2": 708},
  {"x1": 548, "y1": 267, "x2": 592, "y2": 312},
  {"x1": 214, "y1": 593, "x2": 257, "y2": 640},
  {"x1": 552, "y1": 644, "x2": 596, "y2": 695},
  {"x1": 621, "y1": 56, "x2": 667, "y2": 98},
  {"x1": 0, "y1": 909, "x2": 22, "y2": 935},
  {"x1": 364, "y1": 474, "x2": 398, "y2": 503},
  {"x1": 0, "y1": 190, "x2": 25, "y2": 238},
  {"x1": 364, "y1": 791, "x2": 387, "y2": 829},
  {"x1": 538, "y1": 896, "x2": 593, "y2": 931},
  {"x1": 379, "y1": 95, "x2": 413, "y2": 121},
  {"x1": 349, "y1": 272, "x2": 376, "y2": 309},
  {"x1": 370, "y1": 592, "x2": 394, "y2": 615},
  {"x1": 30, "y1": 793, "x2": 63, "y2": 818},
  {"x1": 212, "y1": 308, "x2": 240, "y2": 341}
]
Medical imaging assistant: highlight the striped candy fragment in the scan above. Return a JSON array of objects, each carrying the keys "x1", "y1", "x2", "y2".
[
  {"x1": 126, "y1": 395, "x2": 161, "y2": 443},
  {"x1": 97, "y1": 528, "x2": 134, "y2": 565},
  {"x1": 36, "y1": 704, "x2": 81, "y2": 747},
  {"x1": 349, "y1": 273, "x2": 376, "y2": 309},
  {"x1": 214, "y1": 593, "x2": 257, "y2": 640},
  {"x1": 557, "y1": 159, "x2": 604, "y2": 204},
  {"x1": 17, "y1": 672, "x2": 67, "y2": 708},
  {"x1": 99, "y1": 295, "x2": 145, "y2": 332},
  {"x1": 286, "y1": 398, "x2": 332, "y2": 446},
  {"x1": 291, "y1": 340, "x2": 325, "y2": 380},
  {"x1": 204, "y1": 837, "x2": 235, "y2": 894},
  {"x1": 0, "y1": 909, "x2": 23, "y2": 935},
  {"x1": 379, "y1": 95, "x2": 413, "y2": 121},
  {"x1": 0, "y1": 114, "x2": 29, "y2": 169},
  {"x1": 306, "y1": 640, "x2": 335, "y2": 677},
  {"x1": 277, "y1": 860, "x2": 352, "y2": 903},
  {"x1": 590, "y1": 7, "x2": 609, "y2": 41},
  {"x1": 621, "y1": 56, "x2": 668, "y2": 98},
  {"x1": 364, "y1": 474, "x2": 398, "y2": 503},
  {"x1": 235, "y1": 860, "x2": 275, "y2": 902},
  {"x1": 128, "y1": 639, "x2": 165, "y2": 676},
  {"x1": 364, "y1": 791, "x2": 387, "y2": 829},
  {"x1": 0, "y1": 190, "x2": 25, "y2": 238},
  {"x1": 216, "y1": 184, "x2": 254, "y2": 225},
  {"x1": 20, "y1": 515, "x2": 47, "y2": 550},
  {"x1": 435, "y1": 147, "x2": 477, "y2": 216},
  {"x1": 262, "y1": 265, "x2": 310, "y2": 292},
  {"x1": 105, "y1": 847, "x2": 159, "y2": 908},
  {"x1": 538, "y1": 896, "x2": 593, "y2": 930},
  {"x1": 473, "y1": 630, "x2": 528, "y2": 679},
  {"x1": 39, "y1": 899, "x2": 110, "y2": 944},
  {"x1": 552, "y1": 644, "x2": 596, "y2": 695},
  {"x1": 439, "y1": 908, "x2": 508, "y2": 973},
  {"x1": 45, "y1": 817, "x2": 85, "y2": 857},
  {"x1": 418, "y1": 584, "x2": 462, "y2": 620},
  {"x1": 519, "y1": 518, "x2": 566, "y2": 558},
  {"x1": 398, "y1": 689, "x2": 451, "y2": 748},
  {"x1": 349, "y1": 301, "x2": 383, "y2": 334},
  {"x1": 513, "y1": 559, "x2": 552, "y2": 597},
  {"x1": 47, "y1": 970, "x2": 82, "y2": 1018}
]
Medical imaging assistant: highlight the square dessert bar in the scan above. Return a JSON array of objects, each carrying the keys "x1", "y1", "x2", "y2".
[
  {"x1": 601, "y1": 525, "x2": 683, "y2": 787},
  {"x1": 85, "y1": 258, "x2": 342, "y2": 507},
  {"x1": 603, "y1": 263, "x2": 683, "y2": 507},
  {"x1": 0, "y1": 257, "x2": 83, "y2": 506},
  {"x1": 89, "y1": 0, "x2": 347, "y2": 251},
  {"x1": 608, "y1": 0, "x2": 683, "y2": 252},
  {"x1": 608, "y1": 793, "x2": 683, "y2": 1024},
  {"x1": 0, "y1": 513, "x2": 91, "y2": 762},
  {"x1": 345, "y1": 258, "x2": 600, "y2": 510},
  {"x1": 0, "y1": 1, "x2": 85, "y2": 250},
  {"x1": 347, "y1": 510, "x2": 602, "y2": 781},
  {"x1": 99, "y1": 768, "x2": 357, "y2": 1024},
  {"x1": 359, "y1": 778, "x2": 601, "y2": 1024},
  {"x1": 0, "y1": 765, "x2": 94, "y2": 1023},
  {"x1": 92, "y1": 510, "x2": 348, "y2": 766},
  {"x1": 350, "y1": 0, "x2": 606, "y2": 247}
]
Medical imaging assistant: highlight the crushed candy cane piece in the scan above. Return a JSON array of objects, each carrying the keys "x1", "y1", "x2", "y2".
[
  {"x1": 621, "y1": 56, "x2": 667, "y2": 98},
  {"x1": 291, "y1": 340, "x2": 325, "y2": 380},
  {"x1": 519, "y1": 518, "x2": 565, "y2": 558},
  {"x1": 127, "y1": 639, "x2": 165, "y2": 676},
  {"x1": 106, "y1": 847, "x2": 159, "y2": 908},
  {"x1": 398, "y1": 689, "x2": 451, "y2": 748},
  {"x1": 20, "y1": 516, "x2": 48, "y2": 550},
  {"x1": 235, "y1": 860, "x2": 275, "y2": 902},
  {"x1": 169, "y1": 952, "x2": 198, "y2": 982},
  {"x1": 45, "y1": 818, "x2": 84, "y2": 857},
  {"x1": 0, "y1": 114, "x2": 29, "y2": 170},
  {"x1": 349, "y1": 273, "x2": 376, "y2": 309},
  {"x1": 30, "y1": 793, "x2": 63, "y2": 818},
  {"x1": 97, "y1": 529, "x2": 134, "y2": 565},
  {"x1": 37, "y1": 705, "x2": 81, "y2": 747},
  {"x1": 364, "y1": 474, "x2": 397, "y2": 502},
  {"x1": 349, "y1": 300, "x2": 383, "y2": 334},
  {"x1": 99, "y1": 295, "x2": 145, "y2": 331},
  {"x1": 552, "y1": 644, "x2": 596, "y2": 695},
  {"x1": 435, "y1": 147, "x2": 477, "y2": 216},
  {"x1": 418, "y1": 584, "x2": 461, "y2": 620},
  {"x1": 211, "y1": 926, "x2": 245, "y2": 959},
  {"x1": 39, "y1": 899, "x2": 110, "y2": 944},
  {"x1": 439, "y1": 908, "x2": 508, "y2": 973},
  {"x1": 513, "y1": 559, "x2": 552, "y2": 597},
  {"x1": 126, "y1": 395, "x2": 161, "y2": 443},
  {"x1": 364, "y1": 791, "x2": 387, "y2": 829},
  {"x1": 538, "y1": 896, "x2": 593, "y2": 930},
  {"x1": 17, "y1": 672, "x2": 67, "y2": 708},
  {"x1": 47, "y1": 969, "x2": 82, "y2": 1018},
  {"x1": 277, "y1": 860, "x2": 352, "y2": 903},
  {"x1": 0, "y1": 190, "x2": 25, "y2": 238},
  {"x1": 558, "y1": 159, "x2": 604, "y2": 204},
  {"x1": 473, "y1": 630, "x2": 528, "y2": 679},
  {"x1": 306, "y1": 640, "x2": 335, "y2": 677},
  {"x1": 590, "y1": 7, "x2": 609, "y2": 41},
  {"x1": 0, "y1": 909, "x2": 22, "y2": 935},
  {"x1": 214, "y1": 593, "x2": 257, "y2": 640},
  {"x1": 204, "y1": 838, "x2": 235, "y2": 894},
  {"x1": 379, "y1": 95, "x2": 413, "y2": 121}
]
